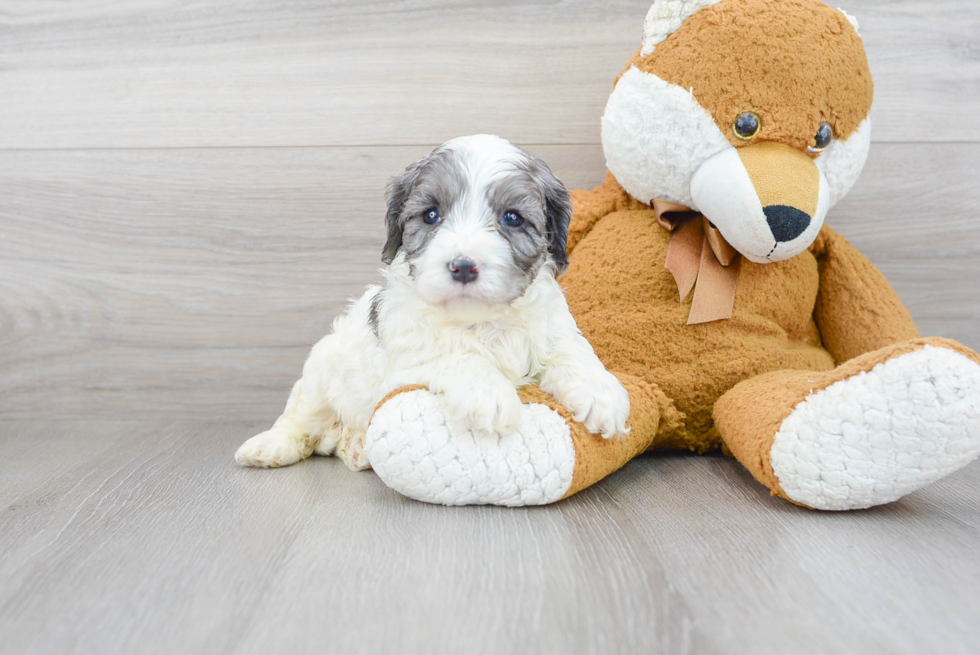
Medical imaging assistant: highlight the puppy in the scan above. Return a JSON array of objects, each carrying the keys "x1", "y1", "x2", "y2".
[{"x1": 235, "y1": 134, "x2": 630, "y2": 471}]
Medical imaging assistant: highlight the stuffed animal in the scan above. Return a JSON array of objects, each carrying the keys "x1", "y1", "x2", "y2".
[{"x1": 364, "y1": 0, "x2": 980, "y2": 509}]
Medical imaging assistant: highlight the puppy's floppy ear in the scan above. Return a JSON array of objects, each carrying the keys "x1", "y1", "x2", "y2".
[
  {"x1": 382, "y1": 158, "x2": 425, "y2": 265},
  {"x1": 528, "y1": 156, "x2": 573, "y2": 274}
]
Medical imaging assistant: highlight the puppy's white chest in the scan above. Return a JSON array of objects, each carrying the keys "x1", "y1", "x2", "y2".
[{"x1": 467, "y1": 321, "x2": 540, "y2": 385}]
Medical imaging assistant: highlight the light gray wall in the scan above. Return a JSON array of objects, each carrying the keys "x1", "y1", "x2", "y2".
[{"x1": 1, "y1": 0, "x2": 978, "y2": 419}]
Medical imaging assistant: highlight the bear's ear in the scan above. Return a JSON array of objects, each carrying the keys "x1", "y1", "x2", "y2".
[
  {"x1": 838, "y1": 7, "x2": 861, "y2": 35},
  {"x1": 640, "y1": 0, "x2": 725, "y2": 56}
]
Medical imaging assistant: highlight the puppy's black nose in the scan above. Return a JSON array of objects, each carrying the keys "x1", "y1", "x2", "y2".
[
  {"x1": 764, "y1": 205, "x2": 811, "y2": 243},
  {"x1": 449, "y1": 257, "x2": 478, "y2": 284}
]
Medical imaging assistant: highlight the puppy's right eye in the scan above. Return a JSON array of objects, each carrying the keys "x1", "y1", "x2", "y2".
[
  {"x1": 500, "y1": 211, "x2": 524, "y2": 228},
  {"x1": 423, "y1": 208, "x2": 442, "y2": 225}
]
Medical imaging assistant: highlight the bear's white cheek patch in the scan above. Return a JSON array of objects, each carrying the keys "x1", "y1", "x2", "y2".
[
  {"x1": 602, "y1": 66, "x2": 730, "y2": 208},
  {"x1": 365, "y1": 390, "x2": 575, "y2": 506},
  {"x1": 815, "y1": 118, "x2": 871, "y2": 209},
  {"x1": 770, "y1": 346, "x2": 980, "y2": 510}
]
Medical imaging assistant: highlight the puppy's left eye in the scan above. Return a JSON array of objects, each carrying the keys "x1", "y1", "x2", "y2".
[
  {"x1": 808, "y1": 123, "x2": 834, "y2": 153},
  {"x1": 500, "y1": 211, "x2": 523, "y2": 228},
  {"x1": 423, "y1": 208, "x2": 442, "y2": 225}
]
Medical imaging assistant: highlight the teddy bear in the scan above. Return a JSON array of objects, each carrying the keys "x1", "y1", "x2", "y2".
[{"x1": 363, "y1": 0, "x2": 980, "y2": 510}]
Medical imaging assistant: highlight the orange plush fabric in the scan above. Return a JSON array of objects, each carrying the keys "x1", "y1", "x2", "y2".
[
  {"x1": 372, "y1": 0, "x2": 980, "y2": 510},
  {"x1": 810, "y1": 227, "x2": 920, "y2": 362},
  {"x1": 556, "y1": 0, "x2": 914, "y2": 458},
  {"x1": 562, "y1": 187, "x2": 838, "y2": 453},
  {"x1": 637, "y1": 0, "x2": 873, "y2": 151},
  {"x1": 713, "y1": 337, "x2": 980, "y2": 502},
  {"x1": 518, "y1": 376, "x2": 683, "y2": 499},
  {"x1": 561, "y1": 166, "x2": 933, "y2": 453}
]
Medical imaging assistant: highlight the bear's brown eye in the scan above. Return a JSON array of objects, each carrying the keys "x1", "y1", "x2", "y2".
[
  {"x1": 732, "y1": 112, "x2": 761, "y2": 141},
  {"x1": 809, "y1": 123, "x2": 834, "y2": 153}
]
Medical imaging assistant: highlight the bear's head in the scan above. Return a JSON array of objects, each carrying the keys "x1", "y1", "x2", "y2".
[{"x1": 602, "y1": 0, "x2": 873, "y2": 263}]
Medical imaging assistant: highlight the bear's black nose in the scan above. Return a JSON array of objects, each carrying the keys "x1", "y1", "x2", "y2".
[
  {"x1": 449, "y1": 257, "x2": 479, "y2": 284},
  {"x1": 764, "y1": 205, "x2": 811, "y2": 243}
]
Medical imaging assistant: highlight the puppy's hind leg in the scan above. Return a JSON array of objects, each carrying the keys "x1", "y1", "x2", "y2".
[
  {"x1": 236, "y1": 380, "x2": 335, "y2": 468},
  {"x1": 312, "y1": 419, "x2": 343, "y2": 457},
  {"x1": 309, "y1": 414, "x2": 369, "y2": 471},
  {"x1": 335, "y1": 427, "x2": 371, "y2": 472}
]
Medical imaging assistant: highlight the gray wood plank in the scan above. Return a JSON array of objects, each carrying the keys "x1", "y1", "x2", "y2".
[
  {"x1": 831, "y1": 142, "x2": 980, "y2": 346},
  {"x1": 611, "y1": 458, "x2": 980, "y2": 655},
  {"x1": 0, "y1": 421, "x2": 978, "y2": 655},
  {"x1": 0, "y1": 144, "x2": 604, "y2": 420},
  {"x1": 1, "y1": 143, "x2": 977, "y2": 420},
  {"x1": 0, "y1": 0, "x2": 977, "y2": 149}
]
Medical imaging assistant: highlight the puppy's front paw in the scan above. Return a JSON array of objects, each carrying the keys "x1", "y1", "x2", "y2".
[
  {"x1": 440, "y1": 372, "x2": 523, "y2": 436},
  {"x1": 556, "y1": 372, "x2": 630, "y2": 439},
  {"x1": 235, "y1": 428, "x2": 305, "y2": 468}
]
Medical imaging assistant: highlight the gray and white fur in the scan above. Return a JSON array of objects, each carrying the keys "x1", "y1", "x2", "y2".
[{"x1": 236, "y1": 134, "x2": 629, "y2": 472}]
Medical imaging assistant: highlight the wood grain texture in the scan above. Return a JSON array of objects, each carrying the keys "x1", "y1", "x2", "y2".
[
  {"x1": 0, "y1": 0, "x2": 978, "y2": 149},
  {"x1": 0, "y1": 144, "x2": 604, "y2": 419},
  {"x1": 1, "y1": 143, "x2": 978, "y2": 420},
  {"x1": 1, "y1": 421, "x2": 978, "y2": 655},
  {"x1": 2, "y1": 3, "x2": 978, "y2": 653}
]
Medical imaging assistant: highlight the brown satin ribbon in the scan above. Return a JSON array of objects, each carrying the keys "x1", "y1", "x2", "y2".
[{"x1": 652, "y1": 199, "x2": 741, "y2": 325}]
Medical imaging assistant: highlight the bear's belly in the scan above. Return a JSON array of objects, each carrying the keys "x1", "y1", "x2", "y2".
[{"x1": 561, "y1": 209, "x2": 835, "y2": 450}]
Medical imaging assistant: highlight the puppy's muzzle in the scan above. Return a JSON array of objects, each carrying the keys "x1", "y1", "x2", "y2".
[{"x1": 449, "y1": 256, "x2": 479, "y2": 284}]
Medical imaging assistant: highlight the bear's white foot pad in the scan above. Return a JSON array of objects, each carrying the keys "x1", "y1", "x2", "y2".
[
  {"x1": 771, "y1": 346, "x2": 980, "y2": 510},
  {"x1": 365, "y1": 390, "x2": 575, "y2": 506}
]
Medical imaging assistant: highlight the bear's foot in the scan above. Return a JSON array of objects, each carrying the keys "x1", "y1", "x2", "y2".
[
  {"x1": 365, "y1": 388, "x2": 576, "y2": 506},
  {"x1": 717, "y1": 339, "x2": 980, "y2": 510},
  {"x1": 772, "y1": 345, "x2": 980, "y2": 509},
  {"x1": 365, "y1": 379, "x2": 667, "y2": 506}
]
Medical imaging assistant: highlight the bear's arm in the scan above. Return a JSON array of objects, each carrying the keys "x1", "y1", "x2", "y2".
[
  {"x1": 810, "y1": 225, "x2": 920, "y2": 364},
  {"x1": 567, "y1": 171, "x2": 633, "y2": 253}
]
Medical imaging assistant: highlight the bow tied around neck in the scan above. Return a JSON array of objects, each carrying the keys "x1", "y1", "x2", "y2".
[{"x1": 652, "y1": 199, "x2": 741, "y2": 325}]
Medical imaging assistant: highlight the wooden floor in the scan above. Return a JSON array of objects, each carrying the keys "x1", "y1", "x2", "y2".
[
  {"x1": 3, "y1": 1, "x2": 980, "y2": 653},
  {"x1": 1, "y1": 421, "x2": 978, "y2": 655}
]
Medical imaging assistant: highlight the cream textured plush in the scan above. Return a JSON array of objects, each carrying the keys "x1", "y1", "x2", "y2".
[
  {"x1": 366, "y1": 0, "x2": 980, "y2": 509},
  {"x1": 602, "y1": 65, "x2": 731, "y2": 209},
  {"x1": 769, "y1": 346, "x2": 980, "y2": 510},
  {"x1": 368, "y1": 389, "x2": 575, "y2": 506}
]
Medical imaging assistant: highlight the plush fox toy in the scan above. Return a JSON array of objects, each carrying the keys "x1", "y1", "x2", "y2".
[{"x1": 365, "y1": 0, "x2": 980, "y2": 509}]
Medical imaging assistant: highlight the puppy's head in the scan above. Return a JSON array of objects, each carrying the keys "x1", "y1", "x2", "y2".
[{"x1": 382, "y1": 134, "x2": 571, "y2": 307}]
